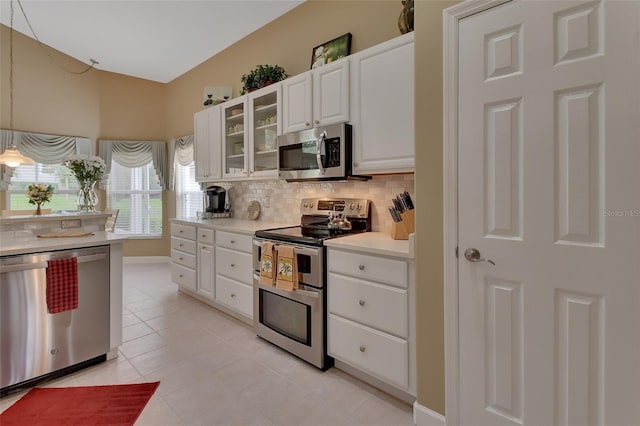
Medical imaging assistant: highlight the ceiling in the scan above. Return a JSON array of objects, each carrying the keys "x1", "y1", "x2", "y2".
[{"x1": 0, "y1": 0, "x2": 304, "y2": 83}]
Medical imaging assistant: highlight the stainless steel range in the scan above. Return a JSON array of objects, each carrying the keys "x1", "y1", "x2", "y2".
[{"x1": 253, "y1": 198, "x2": 371, "y2": 370}]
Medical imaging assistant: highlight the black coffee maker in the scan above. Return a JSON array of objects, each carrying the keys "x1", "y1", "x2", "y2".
[{"x1": 204, "y1": 185, "x2": 228, "y2": 213}]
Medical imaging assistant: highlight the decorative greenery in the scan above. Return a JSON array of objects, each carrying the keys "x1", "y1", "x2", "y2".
[
  {"x1": 63, "y1": 155, "x2": 106, "y2": 183},
  {"x1": 240, "y1": 64, "x2": 288, "y2": 95},
  {"x1": 27, "y1": 183, "x2": 54, "y2": 206}
]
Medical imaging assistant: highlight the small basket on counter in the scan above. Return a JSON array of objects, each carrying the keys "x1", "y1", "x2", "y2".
[{"x1": 389, "y1": 191, "x2": 415, "y2": 240}]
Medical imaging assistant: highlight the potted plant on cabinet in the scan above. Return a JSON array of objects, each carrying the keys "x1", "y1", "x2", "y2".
[{"x1": 240, "y1": 64, "x2": 288, "y2": 95}]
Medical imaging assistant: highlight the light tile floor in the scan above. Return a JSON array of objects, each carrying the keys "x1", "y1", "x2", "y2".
[{"x1": 1, "y1": 262, "x2": 414, "y2": 426}]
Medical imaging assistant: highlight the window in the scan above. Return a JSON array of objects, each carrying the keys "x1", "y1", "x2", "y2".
[
  {"x1": 7, "y1": 163, "x2": 80, "y2": 210},
  {"x1": 175, "y1": 160, "x2": 201, "y2": 218},
  {"x1": 107, "y1": 160, "x2": 162, "y2": 236}
]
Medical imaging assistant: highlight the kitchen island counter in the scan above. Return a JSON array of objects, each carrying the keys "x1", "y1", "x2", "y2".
[
  {"x1": 171, "y1": 217, "x2": 295, "y2": 235},
  {"x1": 0, "y1": 231, "x2": 128, "y2": 257},
  {"x1": 324, "y1": 231, "x2": 415, "y2": 259}
]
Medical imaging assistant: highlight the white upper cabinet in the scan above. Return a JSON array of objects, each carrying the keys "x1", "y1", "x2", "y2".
[
  {"x1": 194, "y1": 106, "x2": 222, "y2": 182},
  {"x1": 247, "y1": 84, "x2": 280, "y2": 179},
  {"x1": 350, "y1": 32, "x2": 414, "y2": 174},
  {"x1": 282, "y1": 59, "x2": 349, "y2": 134},
  {"x1": 221, "y1": 97, "x2": 249, "y2": 179}
]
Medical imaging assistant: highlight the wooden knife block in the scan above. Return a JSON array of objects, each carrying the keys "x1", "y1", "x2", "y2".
[{"x1": 390, "y1": 209, "x2": 415, "y2": 240}]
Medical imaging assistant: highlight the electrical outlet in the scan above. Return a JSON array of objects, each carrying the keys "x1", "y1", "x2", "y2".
[{"x1": 61, "y1": 219, "x2": 81, "y2": 229}]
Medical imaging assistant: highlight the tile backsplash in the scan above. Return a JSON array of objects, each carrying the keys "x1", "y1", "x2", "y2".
[{"x1": 220, "y1": 174, "x2": 414, "y2": 232}]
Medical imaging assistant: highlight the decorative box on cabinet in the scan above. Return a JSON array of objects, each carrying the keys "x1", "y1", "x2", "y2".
[
  {"x1": 327, "y1": 248, "x2": 415, "y2": 395},
  {"x1": 214, "y1": 230, "x2": 253, "y2": 319},
  {"x1": 350, "y1": 32, "x2": 415, "y2": 174},
  {"x1": 194, "y1": 106, "x2": 222, "y2": 182},
  {"x1": 171, "y1": 223, "x2": 197, "y2": 292},
  {"x1": 282, "y1": 59, "x2": 349, "y2": 134}
]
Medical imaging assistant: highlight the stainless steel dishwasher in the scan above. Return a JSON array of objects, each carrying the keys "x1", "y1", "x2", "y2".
[{"x1": 0, "y1": 245, "x2": 110, "y2": 393}]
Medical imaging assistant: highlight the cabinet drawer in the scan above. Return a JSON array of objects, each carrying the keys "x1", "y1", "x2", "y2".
[
  {"x1": 171, "y1": 236, "x2": 196, "y2": 255},
  {"x1": 197, "y1": 227, "x2": 214, "y2": 245},
  {"x1": 328, "y1": 273, "x2": 408, "y2": 337},
  {"x1": 215, "y1": 247, "x2": 252, "y2": 283},
  {"x1": 328, "y1": 314, "x2": 408, "y2": 389},
  {"x1": 216, "y1": 231, "x2": 252, "y2": 253},
  {"x1": 328, "y1": 250, "x2": 407, "y2": 288},
  {"x1": 171, "y1": 223, "x2": 196, "y2": 240},
  {"x1": 171, "y1": 263, "x2": 196, "y2": 292},
  {"x1": 215, "y1": 275, "x2": 253, "y2": 318},
  {"x1": 171, "y1": 249, "x2": 196, "y2": 269}
]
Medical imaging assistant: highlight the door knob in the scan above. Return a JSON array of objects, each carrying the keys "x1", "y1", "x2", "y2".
[{"x1": 464, "y1": 248, "x2": 495, "y2": 266}]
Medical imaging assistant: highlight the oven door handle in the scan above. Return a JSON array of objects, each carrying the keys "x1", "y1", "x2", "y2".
[{"x1": 254, "y1": 277, "x2": 320, "y2": 300}]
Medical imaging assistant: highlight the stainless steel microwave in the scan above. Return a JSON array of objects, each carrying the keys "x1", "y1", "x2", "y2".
[{"x1": 277, "y1": 123, "x2": 370, "y2": 182}]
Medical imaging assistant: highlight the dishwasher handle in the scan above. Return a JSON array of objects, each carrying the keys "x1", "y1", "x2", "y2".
[{"x1": 0, "y1": 253, "x2": 107, "y2": 274}]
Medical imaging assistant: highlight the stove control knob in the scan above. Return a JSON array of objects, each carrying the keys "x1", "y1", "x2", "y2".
[
  {"x1": 356, "y1": 203, "x2": 361, "y2": 210},
  {"x1": 310, "y1": 202, "x2": 314, "y2": 208},
  {"x1": 349, "y1": 204, "x2": 355, "y2": 210},
  {"x1": 303, "y1": 202, "x2": 308, "y2": 208}
]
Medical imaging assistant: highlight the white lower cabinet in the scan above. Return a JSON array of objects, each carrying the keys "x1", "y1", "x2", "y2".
[
  {"x1": 170, "y1": 224, "x2": 197, "y2": 292},
  {"x1": 171, "y1": 221, "x2": 254, "y2": 322},
  {"x1": 328, "y1": 248, "x2": 415, "y2": 395},
  {"x1": 215, "y1": 231, "x2": 253, "y2": 320}
]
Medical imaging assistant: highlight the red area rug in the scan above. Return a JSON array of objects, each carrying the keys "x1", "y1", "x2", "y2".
[{"x1": 0, "y1": 382, "x2": 160, "y2": 426}]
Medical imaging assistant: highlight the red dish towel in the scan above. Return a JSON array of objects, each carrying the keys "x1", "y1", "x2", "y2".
[{"x1": 46, "y1": 257, "x2": 79, "y2": 314}]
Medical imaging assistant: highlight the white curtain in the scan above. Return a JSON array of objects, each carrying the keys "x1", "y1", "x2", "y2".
[
  {"x1": 99, "y1": 139, "x2": 169, "y2": 189},
  {"x1": 169, "y1": 135, "x2": 194, "y2": 190},
  {"x1": 0, "y1": 129, "x2": 92, "y2": 189}
]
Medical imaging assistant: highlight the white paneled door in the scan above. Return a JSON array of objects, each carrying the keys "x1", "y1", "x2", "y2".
[{"x1": 457, "y1": 1, "x2": 639, "y2": 425}]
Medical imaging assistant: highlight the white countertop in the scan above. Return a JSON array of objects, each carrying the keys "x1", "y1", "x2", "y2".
[
  {"x1": 0, "y1": 231, "x2": 128, "y2": 257},
  {"x1": 171, "y1": 217, "x2": 296, "y2": 235},
  {"x1": 0, "y1": 211, "x2": 110, "y2": 224},
  {"x1": 324, "y1": 231, "x2": 415, "y2": 259}
]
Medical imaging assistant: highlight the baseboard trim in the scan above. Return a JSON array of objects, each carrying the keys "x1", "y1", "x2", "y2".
[
  {"x1": 414, "y1": 401, "x2": 445, "y2": 426},
  {"x1": 123, "y1": 256, "x2": 170, "y2": 264}
]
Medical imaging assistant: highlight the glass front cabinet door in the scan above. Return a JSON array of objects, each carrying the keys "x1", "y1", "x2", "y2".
[
  {"x1": 248, "y1": 84, "x2": 281, "y2": 178},
  {"x1": 222, "y1": 98, "x2": 248, "y2": 178}
]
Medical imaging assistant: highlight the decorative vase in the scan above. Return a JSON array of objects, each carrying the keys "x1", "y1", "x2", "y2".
[
  {"x1": 398, "y1": 0, "x2": 414, "y2": 34},
  {"x1": 35, "y1": 203, "x2": 42, "y2": 216},
  {"x1": 77, "y1": 180, "x2": 98, "y2": 212}
]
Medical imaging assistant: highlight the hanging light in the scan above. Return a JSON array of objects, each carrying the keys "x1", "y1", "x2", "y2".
[{"x1": 0, "y1": 0, "x2": 34, "y2": 168}]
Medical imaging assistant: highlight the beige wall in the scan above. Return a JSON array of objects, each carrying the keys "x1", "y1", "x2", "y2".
[
  {"x1": 1, "y1": 0, "x2": 455, "y2": 415},
  {"x1": 414, "y1": 0, "x2": 461, "y2": 415}
]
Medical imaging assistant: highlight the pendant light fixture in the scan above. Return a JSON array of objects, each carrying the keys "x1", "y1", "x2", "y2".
[{"x1": 0, "y1": 0, "x2": 34, "y2": 168}]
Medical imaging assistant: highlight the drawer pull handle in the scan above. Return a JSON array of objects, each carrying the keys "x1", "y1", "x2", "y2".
[
  {"x1": 179, "y1": 243, "x2": 184, "y2": 247},
  {"x1": 230, "y1": 240, "x2": 235, "y2": 243},
  {"x1": 230, "y1": 293, "x2": 236, "y2": 298},
  {"x1": 202, "y1": 234, "x2": 206, "y2": 238},
  {"x1": 359, "y1": 300, "x2": 365, "y2": 306},
  {"x1": 179, "y1": 274, "x2": 183, "y2": 278},
  {"x1": 230, "y1": 264, "x2": 235, "y2": 267},
  {"x1": 359, "y1": 346, "x2": 366, "y2": 353},
  {"x1": 179, "y1": 257, "x2": 183, "y2": 260},
  {"x1": 358, "y1": 264, "x2": 365, "y2": 271},
  {"x1": 179, "y1": 230, "x2": 183, "y2": 233}
]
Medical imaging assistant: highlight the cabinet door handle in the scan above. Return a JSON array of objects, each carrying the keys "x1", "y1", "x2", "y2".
[
  {"x1": 179, "y1": 230, "x2": 184, "y2": 233},
  {"x1": 305, "y1": 122, "x2": 310, "y2": 126},
  {"x1": 179, "y1": 243, "x2": 184, "y2": 247},
  {"x1": 314, "y1": 120, "x2": 320, "y2": 125},
  {"x1": 358, "y1": 264, "x2": 365, "y2": 271},
  {"x1": 179, "y1": 274, "x2": 183, "y2": 278},
  {"x1": 230, "y1": 240, "x2": 235, "y2": 244},
  {"x1": 359, "y1": 346, "x2": 366, "y2": 353},
  {"x1": 230, "y1": 293, "x2": 236, "y2": 298},
  {"x1": 230, "y1": 264, "x2": 235, "y2": 267},
  {"x1": 359, "y1": 299, "x2": 365, "y2": 306},
  {"x1": 179, "y1": 257, "x2": 183, "y2": 261}
]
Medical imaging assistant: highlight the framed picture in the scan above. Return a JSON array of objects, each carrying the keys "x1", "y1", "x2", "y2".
[{"x1": 310, "y1": 33, "x2": 352, "y2": 69}]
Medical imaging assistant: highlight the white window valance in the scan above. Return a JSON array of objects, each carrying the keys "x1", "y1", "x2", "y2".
[
  {"x1": 0, "y1": 129, "x2": 92, "y2": 189},
  {"x1": 169, "y1": 135, "x2": 194, "y2": 190},
  {"x1": 99, "y1": 139, "x2": 168, "y2": 189}
]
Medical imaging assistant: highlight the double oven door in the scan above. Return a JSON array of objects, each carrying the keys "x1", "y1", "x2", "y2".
[{"x1": 252, "y1": 238, "x2": 331, "y2": 370}]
